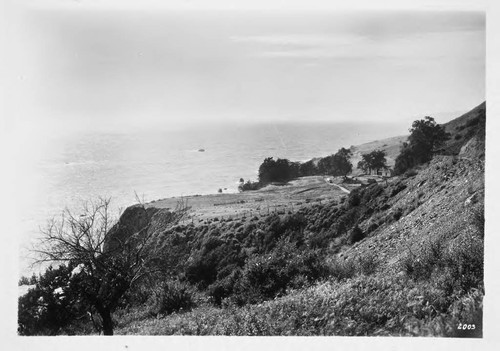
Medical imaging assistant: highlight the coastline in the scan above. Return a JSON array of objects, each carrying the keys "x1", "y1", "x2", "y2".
[
  {"x1": 18, "y1": 133, "x2": 407, "y2": 279},
  {"x1": 144, "y1": 134, "x2": 408, "y2": 222},
  {"x1": 146, "y1": 176, "x2": 354, "y2": 225}
]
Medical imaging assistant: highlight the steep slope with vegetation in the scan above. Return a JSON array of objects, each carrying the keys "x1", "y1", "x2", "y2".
[
  {"x1": 441, "y1": 101, "x2": 486, "y2": 158},
  {"x1": 19, "y1": 102, "x2": 485, "y2": 336},
  {"x1": 111, "y1": 151, "x2": 483, "y2": 336}
]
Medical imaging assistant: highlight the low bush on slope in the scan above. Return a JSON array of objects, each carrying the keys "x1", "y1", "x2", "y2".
[{"x1": 116, "y1": 153, "x2": 485, "y2": 336}]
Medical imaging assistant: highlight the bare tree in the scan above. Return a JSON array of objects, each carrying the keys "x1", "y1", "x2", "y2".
[{"x1": 32, "y1": 197, "x2": 186, "y2": 335}]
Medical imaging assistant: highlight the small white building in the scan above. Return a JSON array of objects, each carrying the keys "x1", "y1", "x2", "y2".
[{"x1": 368, "y1": 168, "x2": 393, "y2": 177}]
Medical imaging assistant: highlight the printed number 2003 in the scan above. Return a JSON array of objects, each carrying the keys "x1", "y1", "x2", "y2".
[{"x1": 458, "y1": 323, "x2": 475, "y2": 330}]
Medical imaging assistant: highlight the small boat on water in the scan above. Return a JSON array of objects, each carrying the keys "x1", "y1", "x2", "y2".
[{"x1": 198, "y1": 149, "x2": 205, "y2": 152}]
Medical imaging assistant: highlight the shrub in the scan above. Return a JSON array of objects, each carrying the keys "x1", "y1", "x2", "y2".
[
  {"x1": 258, "y1": 213, "x2": 307, "y2": 252},
  {"x1": 404, "y1": 169, "x2": 418, "y2": 178},
  {"x1": 327, "y1": 252, "x2": 377, "y2": 281},
  {"x1": 442, "y1": 235, "x2": 483, "y2": 294},
  {"x1": 348, "y1": 225, "x2": 364, "y2": 244},
  {"x1": 18, "y1": 265, "x2": 89, "y2": 335},
  {"x1": 390, "y1": 183, "x2": 407, "y2": 197},
  {"x1": 234, "y1": 240, "x2": 328, "y2": 305},
  {"x1": 307, "y1": 230, "x2": 335, "y2": 249},
  {"x1": 335, "y1": 208, "x2": 360, "y2": 236},
  {"x1": 366, "y1": 220, "x2": 379, "y2": 234},
  {"x1": 208, "y1": 269, "x2": 242, "y2": 306},
  {"x1": 401, "y1": 238, "x2": 445, "y2": 281},
  {"x1": 239, "y1": 180, "x2": 262, "y2": 192},
  {"x1": 185, "y1": 254, "x2": 218, "y2": 287},
  {"x1": 124, "y1": 279, "x2": 156, "y2": 306},
  {"x1": 356, "y1": 253, "x2": 378, "y2": 275},
  {"x1": 347, "y1": 191, "x2": 361, "y2": 207},
  {"x1": 392, "y1": 208, "x2": 403, "y2": 221},
  {"x1": 150, "y1": 281, "x2": 195, "y2": 316},
  {"x1": 328, "y1": 257, "x2": 356, "y2": 280},
  {"x1": 402, "y1": 234, "x2": 483, "y2": 295}
]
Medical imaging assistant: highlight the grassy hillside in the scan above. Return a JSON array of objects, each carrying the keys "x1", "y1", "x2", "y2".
[
  {"x1": 118, "y1": 104, "x2": 484, "y2": 336},
  {"x1": 347, "y1": 100, "x2": 486, "y2": 172},
  {"x1": 110, "y1": 101, "x2": 485, "y2": 335},
  {"x1": 113, "y1": 151, "x2": 483, "y2": 336},
  {"x1": 442, "y1": 101, "x2": 486, "y2": 133},
  {"x1": 350, "y1": 135, "x2": 408, "y2": 173},
  {"x1": 437, "y1": 102, "x2": 486, "y2": 158},
  {"x1": 19, "y1": 103, "x2": 485, "y2": 336}
]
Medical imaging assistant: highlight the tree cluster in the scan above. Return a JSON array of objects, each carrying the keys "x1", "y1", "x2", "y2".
[
  {"x1": 357, "y1": 150, "x2": 388, "y2": 175},
  {"x1": 258, "y1": 157, "x2": 300, "y2": 185},
  {"x1": 246, "y1": 148, "x2": 353, "y2": 191},
  {"x1": 394, "y1": 116, "x2": 449, "y2": 175},
  {"x1": 317, "y1": 148, "x2": 353, "y2": 178}
]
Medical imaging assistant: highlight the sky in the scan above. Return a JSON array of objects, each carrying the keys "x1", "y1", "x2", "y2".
[{"x1": 4, "y1": 0, "x2": 486, "y2": 133}]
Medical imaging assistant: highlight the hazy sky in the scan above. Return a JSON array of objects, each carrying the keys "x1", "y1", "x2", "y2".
[{"x1": 6, "y1": 1, "x2": 485, "y2": 133}]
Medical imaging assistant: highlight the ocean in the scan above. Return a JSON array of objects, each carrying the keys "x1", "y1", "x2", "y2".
[{"x1": 17, "y1": 121, "x2": 405, "y2": 276}]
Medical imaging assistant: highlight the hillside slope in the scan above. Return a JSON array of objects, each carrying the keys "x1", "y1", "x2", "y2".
[
  {"x1": 441, "y1": 101, "x2": 486, "y2": 157},
  {"x1": 110, "y1": 103, "x2": 485, "y2": 337},
  {"x1": 350, "y1": 135, "x2": 407, "y2": 172},
  {"x1": 346, "y1": 100, "x2": 485, "y2": 172},
  {"x1": 113, "y1": 155, "x2": 483, "y2": 336}
]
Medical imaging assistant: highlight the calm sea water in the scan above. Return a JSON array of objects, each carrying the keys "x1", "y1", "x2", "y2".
[{"x1": 18, "y1": 121, "x2": 405, "y2": 275}]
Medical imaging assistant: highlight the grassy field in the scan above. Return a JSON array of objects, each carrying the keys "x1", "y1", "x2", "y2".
[{"x1": 147, "y1": 176, "x2": 355, "y2": 224}]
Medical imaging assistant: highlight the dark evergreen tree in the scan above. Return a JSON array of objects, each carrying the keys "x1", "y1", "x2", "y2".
[
  {"x1": 394, "y1": 117, "x2": 449, "y2": 174},
  {"x1": 358, "y1": 150, "x2": 387, "y2": 174},
  {"x1": 331, "y1": 148, "x2": 353, "y2": 178},
  {"x1": 318, "y1": 148, "x2": 352, "y2": 178}
]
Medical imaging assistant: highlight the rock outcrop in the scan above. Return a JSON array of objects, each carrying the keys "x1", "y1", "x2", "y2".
[{"x1": 104, "y1": 205, "x2": 159, "y2": 252}]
